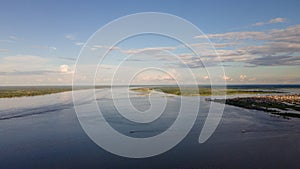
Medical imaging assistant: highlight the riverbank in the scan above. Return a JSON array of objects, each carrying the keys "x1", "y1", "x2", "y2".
[
  {"x1": 131, "y1": 87, "x2": 282, "y2": 96},
  {"x1": 0, "y1": 86, "x2": 72, "y2": 98},
  {"x1": 207, "y1": 94, "x2": 300, "y2": 118},
  {"x1": 0, "y1": 86, "x2": 111, "y2": 98}
]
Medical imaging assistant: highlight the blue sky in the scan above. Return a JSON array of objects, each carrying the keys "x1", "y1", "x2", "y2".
[{"x1": 0, "y1": 0, "x2": 300, "y2": 85}]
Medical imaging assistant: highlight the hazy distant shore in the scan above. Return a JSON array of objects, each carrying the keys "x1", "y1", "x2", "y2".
[
  {"x1": 0, "y1": 85, "x2": 298, "y2": 98},
  {"x1": 132, "y1": 86, "x2": 300, "y2": 118},
  {"x1": 0, "y1": 86, "x2": 107, "y2": 98},
  {"x1": 131, "y1": 86, "x2": 283, "y2": 96}
]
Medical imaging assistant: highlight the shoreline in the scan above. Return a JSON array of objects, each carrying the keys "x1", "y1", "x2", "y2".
[
  {"x1": 207, "y1": 94, "x2": 300, "y2": 118},
  {"x1": 0, "y1": 87, "x2": 73, "y2": 98},
  {"x1": 131, "y1": 87, "x2": 300, "y2": 118},
  {"x1": 131, "y1": 87, "x2": 284, "y2": 96},
  {"x1": 0, "y1": 86, "x2": 111, "y2": 98}
]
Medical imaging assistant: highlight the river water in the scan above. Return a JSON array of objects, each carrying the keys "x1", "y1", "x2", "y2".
[{"x1": 0, "y1": 87, "x2": 299, "y2": 168}]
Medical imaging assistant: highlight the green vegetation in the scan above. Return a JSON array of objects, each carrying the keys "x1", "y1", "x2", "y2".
[
  {"x1": 131, "y1": 86, "x2": 300, "y2": 118},
  {"x1": 0, "y1": 87, "x2": 73, "y2": 98},
  {"x1": 0, "y1": 86, "x2": 111, "y2": 98},
  {"x1": 130, "y1": 88, "x2": 152, "y2": 93},
  {"x1": 131, "y1": 87, "x2": 281, "y2": 96}
]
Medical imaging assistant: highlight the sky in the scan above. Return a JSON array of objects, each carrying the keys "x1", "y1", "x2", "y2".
[{"x1": 0, "y1": 0, "x2": 300, "y2": 85}]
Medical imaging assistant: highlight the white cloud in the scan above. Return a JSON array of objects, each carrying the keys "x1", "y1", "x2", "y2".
[
  {"x1": 190, "y1": 42, "x2": 237, "y2": 48},
  {"x1": 196, "y1": 21, "x2": 293, "y2": 41},
  {"x1": 132, "y1": 74, "x2": 174, "y2": 83},
  {"x1": 141, "y1": 74, "x2": 173, "y2": 81},
  {"x1": 0, "y1": 55, "x2": 75, "y2": 84},
  {"x1": 90, "y1": 45, "x2": 121, "y2": 51},
  {"x1": 123, "y1": 47, "x2": 176, "y2": 55},
  {"x1": 65, "y1": 34, "x2": 76, "y2": 40},
  {"x1": 118, "y1": 24, "x2": 300, "y2": 69},
  {"x1": 253, "y1": 22, "x2": 265, "y2": 26},
  {"x1": 130, "y1": 68, "x2": 179, "y2": 84},
  {"x1": 75, "y1": 42, "x2": 84, "y2": 46},
  {"x1": 194, "y1": 31, "x2": 268, "y2": 40},
  {"x1": 31, "y1": 45, "x2": 57, "y2": 50},
  {"x1": 3, "y1": 55, "x2": 48, "y2": 64},
  {"x1": 252, "y1": 17, "x2": 286, "y2": 27},
  {"x1": 269, "y1": 17, "x2": 286, "y2": 24},
  {"x1": 191, "y1": 24, "x2": 300, "y2": 67},
  {"x1": 203, "y1": 75, "x2": 209, "y2": 80},
  {"x1": 222, "y1": 75, "x2": 233, "y2": 81},
  {"x1": 60, "y1": 64, "x2": 71, "y2": 73},
  {"x1": 239, "y1": 75, "x2": 247, "y2": 81}
]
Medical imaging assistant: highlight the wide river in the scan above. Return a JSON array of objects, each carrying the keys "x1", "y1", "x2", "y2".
[{"x1": 0, "y1": 87, "x2": 299, "y2": 168}]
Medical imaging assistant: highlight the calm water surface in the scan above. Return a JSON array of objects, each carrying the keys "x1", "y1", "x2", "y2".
[{"x1": 0, "y1": 87, "x2": 300, "y2": 169}]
